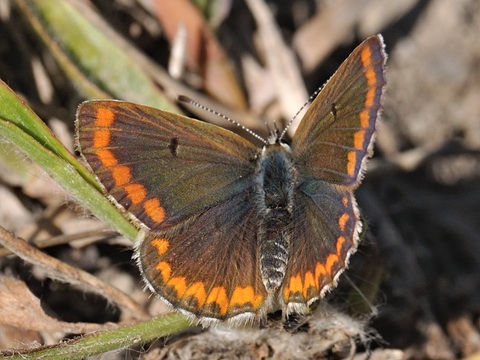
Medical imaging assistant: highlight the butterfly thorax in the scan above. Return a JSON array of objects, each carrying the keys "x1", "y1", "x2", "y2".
[{"x1": 255, "y1": 142, "x2": 297, "y2": 293}]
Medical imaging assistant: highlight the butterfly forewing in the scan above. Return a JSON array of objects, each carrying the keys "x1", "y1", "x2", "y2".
[
  {"x1": 77, "y1": 101, "x2": 258, "y2": 229},
  {"x1": 292, "y1": 35, "x2": 386, "y2": 187}
]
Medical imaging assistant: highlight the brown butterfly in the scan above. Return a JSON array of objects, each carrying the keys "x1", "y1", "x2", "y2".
[{"x1": 76, "y1": 35, "x2": 386, "y2": 325}]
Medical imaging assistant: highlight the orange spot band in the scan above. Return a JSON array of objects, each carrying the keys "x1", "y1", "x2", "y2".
[
  {"x1": 229, "y1": 286, "x2": 263, "y2": 309},
  {"x1": 336, "y1": 235, "x2": 346, "y2": 254},
  {"x1": 93, "y1": 129, "x2": 110, "y2": 148},
  {"x1": 157, "y1": 261, "x2": 171, "y2": 281},
  {"x1": 95, "y1": 108, "x2": 115, "y2": 127},
  {"x1": 288, "y1": 274, "x2": 303, "y2": 296},
  {"x1": 303, "y1": 271, "x2": 316, "y2": 298},
  {"x1": 325, "y1": 253, "x2": 339, "y2": 275},
  {"x1": 124, "y1": 183, "x2": 146, "y2": 204},
  {"x1": 184, "y1": 282, "x2": 207, "y2": 307},
  {"x1": 206, "y1": 286, "x2": 228, "y2": 316},
  {"x1": 315, "y1": 262, "x2": 327, "y2": 288},
  {"x1": 338, "y1": 213, "x2": 349, "y2": 232},
  {"x1": 347, "y1": 151, "x2": 357, "y2": 178},
  {"x1": 112, "y1": 166, "x2": 131, "y2": 186},
  {"x1": 152, "y1": 238, "x2": 169, "y2": 256},
  {"x1": 144, "y1": 198, "x2": 166, "y2": 224},
  {"x1": 361, "y1": 45, "x2": 379, "y2": 122},
  {"x1": 96, "y1": 149, "x2": 117, "y2": 167},
  {"x1": 168, "y1": 276, "x2": 187, "y2": 297},
  {"x1": 354, "y1": 129, "x2": 366, "y2": 150}
]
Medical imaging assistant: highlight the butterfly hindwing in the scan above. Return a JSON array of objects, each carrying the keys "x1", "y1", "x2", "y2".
[
  {"x1": 138, "y1": 190, "x2": 269, "y2": 322},
  {"x1": 282, "y1": 181, "x2": 360, "y2": 310}
]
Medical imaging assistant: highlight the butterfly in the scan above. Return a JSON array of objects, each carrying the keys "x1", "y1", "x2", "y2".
[{"x1": 76, "y1": 34, "x2": 386, "y2": 325}]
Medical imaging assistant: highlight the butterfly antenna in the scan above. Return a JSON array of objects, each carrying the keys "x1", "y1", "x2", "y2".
[
  {"x1": 178, "y1": 95, "x2": 267, "y2": 144},
  {"x1": 279, "y1": 86, "x2": 323, "y2": 140}
]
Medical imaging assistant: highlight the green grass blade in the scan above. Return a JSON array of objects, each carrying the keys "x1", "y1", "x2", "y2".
[{"x1": 0, "y1": 81, "x2": 138, "y2": 241}]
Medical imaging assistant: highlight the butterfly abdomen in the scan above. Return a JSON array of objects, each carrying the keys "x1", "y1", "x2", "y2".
[{"x1": 256, "y1": 144, "x2": 297, "y2": 293}]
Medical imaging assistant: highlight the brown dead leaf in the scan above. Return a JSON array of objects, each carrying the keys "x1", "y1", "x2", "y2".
[
  {"x1": 245, "y1": 0, "x2": 308, "y2": 136},
  {"x1": 0, "y1": 275, "x2": 106, "y2": 334},
  {"x1": 154, "y1": 0, "x2": 247, "y2": 110},
  {"x1": 0, "y1": 226, "x2": 147, "y2": 321},
  {"x1": 293, "y1": 0, "x2": 369, "y2": 72}
]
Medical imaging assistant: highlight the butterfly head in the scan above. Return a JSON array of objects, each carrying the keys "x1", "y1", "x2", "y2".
[{"x1": 266, "y1": 119, "x2": 290, "y2": 146}]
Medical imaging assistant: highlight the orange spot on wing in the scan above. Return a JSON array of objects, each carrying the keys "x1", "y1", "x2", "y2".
[
  {"x1": 347, "y1": 151, "x2": 357, "y2": 178},
  {"x1": 144, "y1": 198, "x2": 166, "y2": 224},
  {"x1": 184, "y1": 282, "x2": 207, "y2": 307},
  {"x1": 325, "y1": 253, "x2": 339, "y2": 275},
  {"x1": 152, "y1": 238, "x2": 169, "y2": 256},
  {"x1": 93, "y1": 129, "x2": 110, "y2": 148},
  {"x1": 96, "y1": 149, "x2": 117, "y2": 167},
  {"x1": 336, "y1": 236, "x2": 346, "y2": 254},
  {"x1": 354, "y1": 129, "x2": 366, "y2": 150},
  {"x1": 124, "y1": 183, "x2": 146, "y2": 204},
  {"x1": 303, "y1": 271, "x2": 316, "y2": 298},
  {"x1": 365, "y1": 63, "x2": 377, "y2": 86},
  {"x1": 314, "y1": 235, "x2": 347, "y2": 291},
  {"x1": 360, "y1": 45, "x2": 372, "y2": 66},
  {"x1": 366, "y1": 86, "x2": 376, "y2": 108},
  {"x1": 315, "y1": 262, "x2": 327, "y2": 288},
  {"x1": 338, "y1": 213, "x2": 349, "y2": 232},
  {"x1": 361, "y1": 46, "x2": 375, "y2": 86},
  {"x1": 157, "y1": 261, "x2": 171, "y2": 281},
  {"x1": 112, "y1": 166, "x2": 131, "y2": 186},
  {"x1": 229, "y1": 286, "x2": 263, "y2": 309},
  {"x1": 289, "y1": 274, "x2": 303, "y2": 294},
  {"x1": 360, "y1": 108, "x2": 371, "y2": 129},
  {"x1": 361, "y1": 45, "x2": 379, "y2": 115},
  {"x1": 168, "y1": 276, "x2": 187, "y2": 297},
  {"x1": 95, "y1": 108, "x2": 115, "y2": 127},
  {"x1": 284, "y1": 274, "x2": 304, "y2": 302},
  {"x1": 206, "y1": 286, "x2": 228, "y2": 316}
]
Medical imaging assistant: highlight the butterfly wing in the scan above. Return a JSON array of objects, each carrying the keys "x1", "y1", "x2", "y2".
[
  {"x1": 76, "y1": 101, "x2": 258, "y2": 230},
  {"x1": 138, "y1": 191, "x2": 269, "y2": 323},
  {"x1": 291, "y1": 35, "x2": 386, "y2": 187},
  {"x1": 282, "y1": 35, "x2": 386, "y2": 309},
  {"x1": 77, "y1": 101, "x2": 268, "y2": 322},
  {"x1": 282, "y1": 181, "x2": 361, "y2": 310}
]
